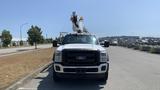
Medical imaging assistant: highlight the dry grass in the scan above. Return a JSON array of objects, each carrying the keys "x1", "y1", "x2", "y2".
[{"x1": 0, "y1": 48, "x2": 54, "y2": 90}]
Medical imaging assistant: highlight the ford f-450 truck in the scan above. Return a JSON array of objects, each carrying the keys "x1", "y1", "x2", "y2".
[{"x1": 53, "y1": 32, "x2": 109, "y2": 82}]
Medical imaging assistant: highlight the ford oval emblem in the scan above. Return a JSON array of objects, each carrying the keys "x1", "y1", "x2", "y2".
[{"x1": 76, "y1": 56, "x2": 86, "y2": 60}]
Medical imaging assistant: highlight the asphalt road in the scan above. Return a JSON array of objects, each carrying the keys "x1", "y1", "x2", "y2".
[
  {"x1": 0, "y1": 44, "x2": 52, "y2": 57},
  {"x1": 17, "y1": 46, "x2": 160, "y2": 90}
]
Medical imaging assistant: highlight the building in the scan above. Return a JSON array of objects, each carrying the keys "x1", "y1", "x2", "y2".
[{"x1": 12, "y1": 38, "x2": 29, "y2": 46}]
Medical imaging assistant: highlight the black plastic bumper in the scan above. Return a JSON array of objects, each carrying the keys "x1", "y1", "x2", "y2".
[{"x1": 55, "y1": 72, "x2": 106, "y2": 79}]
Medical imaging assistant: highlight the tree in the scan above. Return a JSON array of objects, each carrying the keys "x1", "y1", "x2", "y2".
[
  {"x1": 44, "y1": 38, "x2": 53, "y2": 43},
  {"x1": 1, "y1": 30, "x2": 12, "y2": 47},
  {"x1": 27, "y1": 25, "x2": 44, "y2": 49}
]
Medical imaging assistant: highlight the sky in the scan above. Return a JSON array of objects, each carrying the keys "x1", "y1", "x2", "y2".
[{"x1": 0, "y1": 0, "x2": 160, "y2": 40}]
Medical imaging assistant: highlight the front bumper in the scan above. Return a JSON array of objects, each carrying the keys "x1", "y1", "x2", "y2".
[
  {"x1": 53, "y1": 63, "x2": 109, "y2": 74},
  {"x1": 55, "y1": 72, "x2": 107, "y2": 79}
]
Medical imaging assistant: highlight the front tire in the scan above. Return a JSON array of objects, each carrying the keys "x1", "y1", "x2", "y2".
[
  {"x1": 100, "y1": 71, "x2": 108, "y2": 81},
  {"x1": 100, "y1": 64, "x2": 109, "y2": 81},
  {"x1": 53, "y1": 67, "x2": 60, "y2": 82}
]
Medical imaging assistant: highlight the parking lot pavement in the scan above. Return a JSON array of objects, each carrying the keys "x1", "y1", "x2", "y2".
[{"x1": 17, "y1": 46, "x2": 160, "y2": 90}]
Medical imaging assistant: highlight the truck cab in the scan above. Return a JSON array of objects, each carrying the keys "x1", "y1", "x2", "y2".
[{"x1": 53, "y1": 32, "x2": 109, "y2": 81}]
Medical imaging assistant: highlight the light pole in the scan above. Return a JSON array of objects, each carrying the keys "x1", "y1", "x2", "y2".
[
  {"x1": 20, "y1": 23, "x2": 28, "y2": 41},
  {"x1": 20, "y1": 23, "x2": 28, "y2": 46}
]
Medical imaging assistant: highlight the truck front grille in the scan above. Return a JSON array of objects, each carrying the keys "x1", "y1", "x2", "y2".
[{"x1": 62, "y1": 49, "x2": 100, "y2": 66}]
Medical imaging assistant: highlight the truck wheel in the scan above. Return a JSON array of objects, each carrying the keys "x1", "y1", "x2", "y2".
[
  {"x1": 100, "y1": 64, "x2": 109, "y2": 82},
  {"x1": 53, "y1": 67, "x2": 60, "y2": 82},
  {"x1": 99, "y1": 71, "x2": 108, "y2": 82}
]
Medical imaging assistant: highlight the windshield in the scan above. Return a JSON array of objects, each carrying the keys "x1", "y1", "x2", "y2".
[{"x1": 62, "y1": 34, "x2": 99, "y2": 45}]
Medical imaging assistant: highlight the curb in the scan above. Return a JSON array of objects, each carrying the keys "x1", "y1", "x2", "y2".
[{"x1": 5, "y1": 61, "x2": 53, "y2": 90}]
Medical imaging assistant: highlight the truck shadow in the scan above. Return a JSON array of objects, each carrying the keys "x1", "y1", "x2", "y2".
[{"x1": 37, "y1": 66, "x2": 107, "y2": 90}]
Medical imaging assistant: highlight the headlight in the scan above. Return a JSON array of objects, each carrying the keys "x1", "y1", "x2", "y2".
[
  {"x1": 100, "y1": 52, "x2": 109, "y2": 62},
  {"x1": 54, "y1": 51, "x2": 62, "y2": 62}
]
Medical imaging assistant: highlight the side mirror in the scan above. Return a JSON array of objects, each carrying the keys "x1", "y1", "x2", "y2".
[
  {"x1": 104, "y1": 41, "x2": 110, "y2": 47},
  {"x1": 100, "y1": 42, "x2": 104, "y2": 46},
  {"x1": 52, "y1": 40, "x2": 58, "y2": 47},
  {"x1": 58, "y1": 42, "x2": 62, "y2": 45}
]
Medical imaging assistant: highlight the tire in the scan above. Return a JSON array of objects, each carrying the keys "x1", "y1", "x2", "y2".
[
  {"x1": 99, "y1": 71, "x2": 108, "y2": 82},
  {"x1": 53, "y1": 67, "x2": 60, "y2": 82},
  {"x1": 100, "y1": 64, "x2": 109, "y2": 81}
]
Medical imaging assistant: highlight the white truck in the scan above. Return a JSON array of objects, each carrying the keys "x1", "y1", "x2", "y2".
[{"x1": 52, "y1": 32, "x2": 109, "y2": 82}]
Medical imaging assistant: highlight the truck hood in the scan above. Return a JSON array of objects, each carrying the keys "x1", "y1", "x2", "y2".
[{"x1": 56, "y1": 44, "x2": 106, "y2": 52}]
